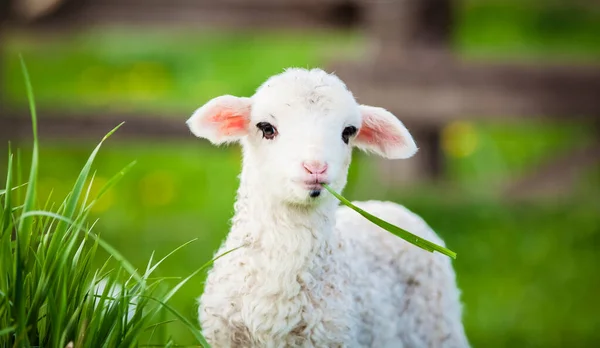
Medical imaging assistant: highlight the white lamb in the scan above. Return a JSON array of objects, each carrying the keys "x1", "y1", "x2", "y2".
[{"x1": 186, "y1": 68, "x2": 470, "y2": 348}]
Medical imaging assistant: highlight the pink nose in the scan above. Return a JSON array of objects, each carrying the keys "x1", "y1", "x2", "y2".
[{"x1": 303, "y1": 161, "x2": 328, "y2": 175}]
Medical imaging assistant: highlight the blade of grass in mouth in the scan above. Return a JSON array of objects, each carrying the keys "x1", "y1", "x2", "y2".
[{"x1": 322, "y1": 184, "x2": 457, "y2": 259}]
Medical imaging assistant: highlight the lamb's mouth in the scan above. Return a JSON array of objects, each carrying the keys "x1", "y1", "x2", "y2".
[
  {"x1": 309, "y1": 189, "x2": 321, "y2": 198},
  {"x1": 305, "y1": 182, "x2": 328, "y2": 198}
]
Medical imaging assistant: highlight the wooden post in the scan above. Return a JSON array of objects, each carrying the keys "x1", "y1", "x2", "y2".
[
  {"x1": 363, "y1": 0, "x2": 454, "y2": 185},
  {"x1": 365, "y1": 0, "x2": 454, "y2": 61},
  {"x1": 376, "y1": 127, "x2": 445, "y2": 188}
]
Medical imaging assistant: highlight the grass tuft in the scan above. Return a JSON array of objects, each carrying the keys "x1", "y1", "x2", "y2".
[{"x1": 0, "y1": 59, "x2": 226, "y2": 347}]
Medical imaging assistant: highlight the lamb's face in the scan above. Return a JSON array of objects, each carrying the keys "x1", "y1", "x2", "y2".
[
  {"x1": 187, "y1": 68, "x2": 418, "y2": 206},
  {"x1": 242, "y1": 71, "x2": 361, "y2": 204}
]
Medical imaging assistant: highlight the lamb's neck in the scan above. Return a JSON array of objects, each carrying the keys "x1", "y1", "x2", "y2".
[{"x1": 228, "y1": 179, "x2": 337, "y2": 279}]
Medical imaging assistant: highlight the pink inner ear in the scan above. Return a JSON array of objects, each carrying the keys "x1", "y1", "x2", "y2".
[
  {"x1": 356, "y1": 115, "x2": 405, "y2": 148},
  {"x1": 207, "y1": 106, "x2": 250, "y2": 137}
]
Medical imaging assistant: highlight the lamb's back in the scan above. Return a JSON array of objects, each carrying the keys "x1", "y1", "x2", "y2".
[{"x1": 334, "y1": 200, "x2": 470, "y2": 348}]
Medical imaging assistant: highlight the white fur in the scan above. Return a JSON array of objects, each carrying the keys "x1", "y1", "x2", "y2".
[{"x1": 187, "y1": 68, "x2": 469, "y2": 347}]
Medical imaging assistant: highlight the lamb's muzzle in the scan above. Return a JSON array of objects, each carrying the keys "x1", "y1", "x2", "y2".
[{"x1": 186, "y1": 67, "x2": 470, "y2": 347}]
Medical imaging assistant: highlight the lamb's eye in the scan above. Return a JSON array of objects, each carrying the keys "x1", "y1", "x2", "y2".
[
  {"x1": 256, "y1": 122, "x2": 278, "y2": 140},
  {"x1": 341, "y1": 126, "x2": 357, "y2": 144}
]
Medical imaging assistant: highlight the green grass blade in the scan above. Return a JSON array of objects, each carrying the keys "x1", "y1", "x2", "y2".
[
  {"x1": 128, "y1": 246, "x2": 242, "y2": 346},
  {"x1": 143, "y1": 238, "x2": 198, "y2": 280},
  {"x1": 1, "y1": 149, "x2": 14, "y2": 335},
  {"x1": 53, "y1": 122, "x2": 124, "y2": 239},
  {"x1": 16, "y1": 148, "x2": 23, "y2": 204},
  {"x1": 322, "y1": 184, "x2": 457, "y2": 259},
  {"x1": 0, "y1": 326, "x2": 16, "y2": 337},
  {"x1": 90, "y1": 234, "x2": 142, "y2": 283},
  {"x1": 0, "y1": 182, "x2": 29, "y2": 197},
  {"x1": 2, "y1": 152, "x2": 13, "y2": 235},
  {"x1": 16, "y1": 56, "x2": 38, "y2": 238},
  {"x1": 14, "y1": 55, "x2": 39, "y2": 347},
  {"x1": 82, "y1": 160, "x2": 136, "y2": 214},
  {"x1": 80, "y1": 171, "x2": 97, "y2": 215},
  {"x1": 144, "y1": 251, "x2": 155, "y2": 281},
  {"x1": 160, "y1": 245, "x2": 243, "y2": 304},
  {"x1": 142, "y1": 320, "x2": 177, "y2": 332},
  {"x1": 20, "y1": 210, "x2": 143, "y2": 282},
  {"x1": 95, "y1": 161, "x2": 136, "y2": 200},
  {"x1": 142, "y1": 297, "x2": 210, "y2": 348}
]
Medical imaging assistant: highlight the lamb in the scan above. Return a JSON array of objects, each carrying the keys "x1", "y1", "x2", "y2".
[{"x1": 186, "y1": 68, "x2": 470, "y2": 348}]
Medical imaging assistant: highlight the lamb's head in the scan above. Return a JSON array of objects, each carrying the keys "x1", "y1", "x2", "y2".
[{"x1": 187, "y1": 68, "x2": 417, "y2": 206}]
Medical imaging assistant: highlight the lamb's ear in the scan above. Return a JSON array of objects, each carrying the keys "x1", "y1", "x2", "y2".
[
  {"x1": 186, "y1": 95, "x2": 252, "y2": 145},
  {"x1": 353, "y1": 105, "x2": 418, "y2": 159}
]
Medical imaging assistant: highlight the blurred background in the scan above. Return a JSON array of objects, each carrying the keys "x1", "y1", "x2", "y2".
[{"x1": 1, "y1": 0, "x2": 599, "y2": 346}]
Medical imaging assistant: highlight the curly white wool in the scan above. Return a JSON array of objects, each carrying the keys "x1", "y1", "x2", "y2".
[{"x1": 187, "y1": 68, "x2": 470, "y2": 347}]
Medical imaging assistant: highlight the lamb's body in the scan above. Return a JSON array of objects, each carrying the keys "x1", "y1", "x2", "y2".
[
  {"x1": 199, "y1": 186, "x2": 468, "y2": 347},
  {"x1": 188, "y1": 68, "x2": 469, "y2": 347}
]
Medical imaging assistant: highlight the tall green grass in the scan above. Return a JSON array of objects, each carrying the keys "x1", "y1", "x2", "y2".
[{"x1": 0, "y1": 59, "x2": 220, "y2": 347}]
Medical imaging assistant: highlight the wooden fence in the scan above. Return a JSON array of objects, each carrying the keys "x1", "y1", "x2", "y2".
[{"x1": 1, "y1": 0, "x2": 599, "y2": 198}]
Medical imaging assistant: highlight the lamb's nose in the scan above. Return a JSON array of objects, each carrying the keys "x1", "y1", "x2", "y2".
[{"x1": 303, "y1": 161, "x2": 328, "y2": 175}]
